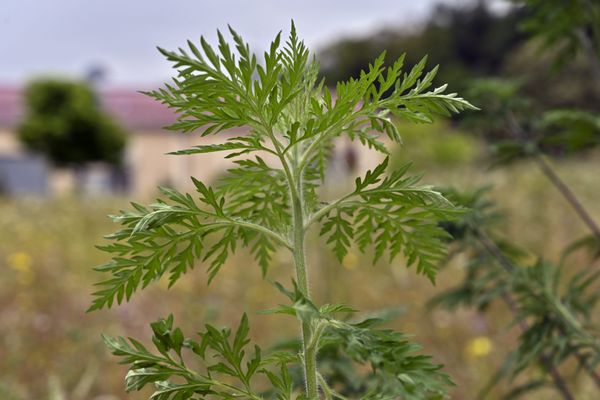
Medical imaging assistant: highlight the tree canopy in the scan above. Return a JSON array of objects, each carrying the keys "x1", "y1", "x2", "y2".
[
  {"x1": 319, "y1": 0, "x2": 600, "y2": 114},
  {"x1": 18, "y1": 79, "x2": 126, "y2": 166}
]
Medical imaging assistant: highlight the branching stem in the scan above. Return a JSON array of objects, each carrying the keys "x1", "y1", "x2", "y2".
[
  {"x1": 291, "y1": 164, "x2": 319, "y2": 398},
  {"x1": 205, "y1": 219, "x2": 292, "y2": 249},
  {"x1": 305, "y1": 192, "x2": 356, "y2": 229},
  {"x1": 472, "y1": 226, "x2": 600, "y2": 393},
  {"x1": 264, "y1": 113, "x2": 320, "y2": 398}
]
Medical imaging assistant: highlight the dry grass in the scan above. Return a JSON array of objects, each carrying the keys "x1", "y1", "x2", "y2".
[{"x1": 1, "y1": 134, "x2": 599, "y2": 399}]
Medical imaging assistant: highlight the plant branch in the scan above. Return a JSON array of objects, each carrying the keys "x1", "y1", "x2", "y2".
[
  {"x1": 575, "y1": 27, "x2": 600, "y2": 82},
  {"x1": 543, "y1": 354, "x2": 576, "y2": 400},
  {"x1": 297, "y1": 125, "x2": 339, "y2": 175},
  {"x1": 290, "y1": 138, "x2": 320, "y2": 399},
  {"x1": 296, "y1": 110, "x2": 371, "y2": 175},
  {"x1": 471, "y1": 226, "x2": 599, "y2": 393},
  {"x1": 505, "y1": 112, "x2": 600, "y2": 240},
  {"x1": 532, "y1": 154, "x2": 600, "y2": 240},
  {"x1": 317, "y1": 372, "x2": 349, "y2": 400},
  {"x1": 164, "y1": 353, "x2": 263, "y2": 400},
  {"x1": 306, "y1": 184, "x2": 449, "y2": 230},
  {"x1": 206, "y1": 219, "x2": 293, "y2": 250},
  {"x1": 305, "y1": 193, "x2": 357, "y2": 229},
  {"x1": 306, "y1": 320, "x2": 328, "y2": 352},
  {"x1": 257, "y1": 115, "x2": 300, "y2": 205}
]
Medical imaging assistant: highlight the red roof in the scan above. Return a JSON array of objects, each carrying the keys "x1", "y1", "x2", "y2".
[
  {"x1": 0, "y1": 86, "x2": 177, "y2": 130},
  {"x1": 0, "y1": 86, "x2": 24, "y2": 128},
  {"x1": 100, "y1": 89, "x2": 177, "y2": 130}
]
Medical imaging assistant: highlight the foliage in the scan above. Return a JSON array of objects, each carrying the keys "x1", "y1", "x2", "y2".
[
  {"x1": 390, "y1": 121, "x2": 479, "y2": 168},
  {"x1": 319, "y1": 0, "x2": 600, "y2": 120},
  {"x1": 464, "y1": 78, "x2": 600, "y2": 158},
  {"x1": 319, "y1": 1, "x2": 526, "y2": 93},
  {"x1": 460, "y1": 0, "x2": 600, "y2": 150},
  {"x1": 430, "y1": 185, "x2": 600, "y2": 398},
  {"x1": 91, "y1": 23, "x2": 476, "y2": 399},
  {"x1": 427, "y1": 4, "x2": 600, "y2": 393},
  {"x1": 18, "y1": 79, "x2": 126, "y2": 166},
  {"x1": 5, "y1": 165, "x2": 600, "y2": 399},
  {"x1": 316, "y1": 157, "x2": 459, "y2": 282},
  {"x1": 105, "y1": 313, "x2": 296, "y2": 399},
  {"x1": 513, "y1": 0, "x2": 600, "y2": 69}
]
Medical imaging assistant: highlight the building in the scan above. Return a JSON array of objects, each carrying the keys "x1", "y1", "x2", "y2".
[
  {"x1": 0, "y1": 86, "x2": 251, "y2": 197},
  {"x1": 0, "y1": 85, "x2": 378, "y2": 198}
]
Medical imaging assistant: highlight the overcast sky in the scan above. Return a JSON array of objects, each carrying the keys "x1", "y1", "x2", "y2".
[{"x1": 2, "y1": 0, "x2": 476, "y2": 88}]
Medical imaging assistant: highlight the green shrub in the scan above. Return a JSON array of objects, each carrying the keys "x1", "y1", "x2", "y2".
[{"x1": 19, "y1": 79, "x2": 126, "y2": 166}]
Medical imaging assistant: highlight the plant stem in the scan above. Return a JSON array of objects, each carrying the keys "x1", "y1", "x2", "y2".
[
  {"x1": 532, "y1": 154, "x2": 600, "y2": 240},
  {"x1": 506, "y1": 112, "x2": 600, "y2": 240},
  {"x1": 262, "y1": 117, "x2": 320, "y2": 397},
  {"x1": 472, "y1": 227, "x2": 598, "y2": 394},
  {"x1": 543, "y1": 354, "x2": 576, "y2": 400},
  {"x1": 575, "y1": 25, "x2": 600, "y2": 82},
  {"x1": 291, "y1": 154, "x2": 319, "y2": 399}
]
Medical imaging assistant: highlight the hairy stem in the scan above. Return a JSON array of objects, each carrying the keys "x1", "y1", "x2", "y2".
[
  {"x1": 259, "y1": 116, "x2": 319, "y2": 397},
  {"x1": 291, "y1": 151, "x2": 319, "y2": 399}
]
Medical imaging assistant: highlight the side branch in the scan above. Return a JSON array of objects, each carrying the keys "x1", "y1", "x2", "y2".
[
  {"x1": 259, "y1": 122, "x2": 300, "y2": 204},
  {"x1": 207, "y1": 219, "x2": 293, "y2": 250},
  {"x1": 305, "y1": 193, "x2": 356, "y2": 229},
  {"x1": 471, "y1": 225, "x2": 600, "y2": 392}
]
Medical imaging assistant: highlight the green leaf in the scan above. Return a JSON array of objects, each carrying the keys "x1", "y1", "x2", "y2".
[
  {"x1": 320, "y1": 317, "x2": 454, "y2": 399},
  {"x1": 105, "y1": 314, "x2": 300, "y2": 399},
  {"x1": 320, "y1": 208, "x2": 354, "y2": 262},
  {"x1": 90, "y1": 180, "x2": 288, "y2": 311},
  {"x1": 316, "y1": 159, "x2": 458, "y2": 282}
]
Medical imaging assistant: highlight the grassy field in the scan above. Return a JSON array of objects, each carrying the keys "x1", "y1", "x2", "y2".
[{"x1": 1, "y1": 125, "x2": 599, "y2": 399}]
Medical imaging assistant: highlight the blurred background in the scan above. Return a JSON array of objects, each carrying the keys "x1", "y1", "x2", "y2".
[{"x1": 1, "y1": 0, "x2": 599, "y2": 399}]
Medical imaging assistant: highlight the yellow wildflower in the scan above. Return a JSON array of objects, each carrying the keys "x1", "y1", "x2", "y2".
[
  {"x1": 8, "y1": 251, "x2": 35, "y2": 285},
  {"x1": 342, "y1": 252, "x2": 359, "y2": 270},
  {"x1": 465, "y1": 336, "x2": 493, "y2": 358},
  {"x1": 8, "y1": 251, "x2": 32, "y2": 272}
]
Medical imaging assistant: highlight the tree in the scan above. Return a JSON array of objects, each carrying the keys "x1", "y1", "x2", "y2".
[
  {"x1": 18, "y1": 79, "x2": 126, "y2": 166},
  {"x1": 318, "y1": 0, "x2": 600, "y2": 115},
  {"x1": 319, "y1": 0, "x2": 526, "y2": 93}
]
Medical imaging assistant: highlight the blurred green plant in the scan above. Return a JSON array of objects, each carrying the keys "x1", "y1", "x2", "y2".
[
  {"x1": 18, "y1": 79, "x2": 126, "y2": 166},
  {"x1": 431, "y1": 187, "x2": 600, "y2": 399},
  {"x1": 514, "y1": 0, "x2": 600, "y2": 74},
  {"x1": 425, "y1": 3, "x2": 600, "y2": 399},
  {"x1": 465, "y1": 77, "x2": 600, "y2": 241},
  {"x1": 391, "y1": 121, "x2": 480, "y2": 169},
  {"x1": 319, "y1": 0, "x2": 526, "y2": 94},
  {"x1": 319, "y1": 0, "x2": 600, "y2": 117},
  {"x1": 89, "y1": 23, "x2": 476, "y2": 399}
]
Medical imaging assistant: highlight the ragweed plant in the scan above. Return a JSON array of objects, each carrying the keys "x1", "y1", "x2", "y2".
[
  {"x1": 90, "y1": 23, "x2": 476, "y2": 399},
  {"x1": 432, "y1": 187, "x2": 600, "y2": 399},
  {"x1": 433, "y1": 5, "x2": 600, "y2": 395}
]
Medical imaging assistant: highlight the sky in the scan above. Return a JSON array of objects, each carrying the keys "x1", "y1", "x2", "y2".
[{"x1": 2, "y1": 0, "x2": 475, "y2": 88}]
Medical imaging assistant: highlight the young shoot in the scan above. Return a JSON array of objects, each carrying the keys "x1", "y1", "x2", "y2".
[{"x1": 90, "y1": 22, "x2": 476, "y2": 399}]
